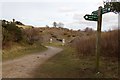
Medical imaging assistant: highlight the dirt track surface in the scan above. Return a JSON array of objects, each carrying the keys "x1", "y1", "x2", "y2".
[{"x1": 2, "y1": 46, "x2": 63, "y2": 78}]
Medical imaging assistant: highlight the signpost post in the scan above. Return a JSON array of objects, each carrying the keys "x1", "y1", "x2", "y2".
[
  {"x1": 96, "y1": 6, "x2": 102, "y2": 73},
  {"x1": 84, "y1": 6, "x2": 103, "y2": 73}
]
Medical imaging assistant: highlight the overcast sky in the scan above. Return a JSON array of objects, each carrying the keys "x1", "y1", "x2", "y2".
[{"x1": 0, "y1": 0, "x2": 118, "y2": 31}]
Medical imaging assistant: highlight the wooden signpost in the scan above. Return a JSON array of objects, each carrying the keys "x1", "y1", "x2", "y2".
[
  {"x1": 84, "y1": 0, "x2": 120, "y2": 72},
  {"x1": 84, "y1": 5, "x2": 113, "y2": 73},
  {"x1": 96, "y1": 6, "x2": 102, "y2": 73},
  {"x1": 84, "y1": 6, "x2": 103, "y2": 73}
]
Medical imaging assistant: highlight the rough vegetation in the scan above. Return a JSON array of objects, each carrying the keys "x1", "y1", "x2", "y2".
[
  {"x1": 2, "y1": 19, "x2": 23, "y2": 49},
  {"x1": 2, "y1": 19, "x2": 41, "y2": 49},
  {"x1": 74, "y1": 30, "x2": 118, "y2": 59},
  {"x1": 2, "y1": 19, "x2": 46, "y2": 61},
  {"x1": 34, "y1": 46, "x2": 118, "y2": 78},
  {"x1": 1, "y1": 19, "x2": 118, "y2": 78}
]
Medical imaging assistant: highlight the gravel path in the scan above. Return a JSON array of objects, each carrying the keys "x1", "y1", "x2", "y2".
[{"x1": 2, "y1": 46, "x2": 63, "y2": 78}]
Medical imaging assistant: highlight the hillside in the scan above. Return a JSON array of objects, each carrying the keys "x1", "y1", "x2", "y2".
[
  {"x1": 36, "y1": 27, "x2": 95, "y2": 44},
  {"x1": 2, "y1": 19, "x2": 96, "y2": 47},
  {"x1": 2, "y1": 19, "x2": 96, "y2": 61}
]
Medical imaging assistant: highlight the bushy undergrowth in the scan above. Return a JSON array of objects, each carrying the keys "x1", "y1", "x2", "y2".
[
  {"x1": 74, "y1": 30, "x2": 118, "y2": 58},
  {"x1": 2, "y1": 20, "x2": 41, "y2": 49}
]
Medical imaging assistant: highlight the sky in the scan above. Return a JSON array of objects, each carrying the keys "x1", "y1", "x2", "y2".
[{"x1": 0, "y1": 0, "x2": 119, "y2": 31}]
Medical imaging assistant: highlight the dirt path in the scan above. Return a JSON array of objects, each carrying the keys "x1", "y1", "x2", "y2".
[{"x1": 2, "y1": 46, "x2": 63, "y2": 78}]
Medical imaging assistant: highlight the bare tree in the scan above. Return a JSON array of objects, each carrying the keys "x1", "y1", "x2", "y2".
[{"x1": 53, "y1": 22, "x2": 57, "y2": 27}]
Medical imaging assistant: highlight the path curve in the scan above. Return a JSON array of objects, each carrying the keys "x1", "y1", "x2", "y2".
[{"x1": 2, "y1": 46, "x2": 63, "y2": 78}]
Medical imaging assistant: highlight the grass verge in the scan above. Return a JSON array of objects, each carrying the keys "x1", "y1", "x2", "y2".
[
  {"x1": 42, "y1": 42, "x2": 66, "y2": 48},
  {"x1": 33, "y1": 46, "x2": 118, "y2": 78},
  {"x1": 2, "y1": 43, "x2": 47, "y2": 61}
]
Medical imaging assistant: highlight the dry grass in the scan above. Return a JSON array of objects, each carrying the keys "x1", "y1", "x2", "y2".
[
  {"x1": 2, "y1": 42, "x2": 47, "y2": 61},
  {"x1": 101, "y1": 30, "x2": 118, "y2": 57},
  {"x1": 17, "y1": 24, "x2": 33, "y2": 29},
  {"x1": 33, "y1": 46, "x2": 118, "y2": 78},
  {"x1": 74, "y1": 30, "x2": 118, "y2": 59}
]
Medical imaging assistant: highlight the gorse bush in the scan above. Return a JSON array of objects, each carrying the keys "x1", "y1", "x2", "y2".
[
  {"x1": 2, "y1": 20, "x2": 41, "y2": 49},
  {"x1": 2, "y1": 20, "x2": 23, "y2": 49},
  {"x1": 75, "y1": 30, "x2": 118, "y2": 58}
]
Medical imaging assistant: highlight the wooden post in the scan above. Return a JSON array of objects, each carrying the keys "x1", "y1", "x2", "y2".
[
  {"x1": 118, "y1": 13, "x2": 120, "y2": 29},
  {"x1": 0, "y1": 20, "x2": 2, "y2": 79},
  {"x1": 96, "y1": 6, "x2": 102, "y2": 73}
]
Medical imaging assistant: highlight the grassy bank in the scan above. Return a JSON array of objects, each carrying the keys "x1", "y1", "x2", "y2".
[
  {"x1": 33, "y1": 46, "x2": 118, "y2": 78},
  {"x1": 2, "y1": 42, "x2": 47, "y2": 61}
]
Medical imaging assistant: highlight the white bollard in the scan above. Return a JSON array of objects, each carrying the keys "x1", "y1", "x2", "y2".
[
  {"x1": 50, "y1": 38, "x2": 52, "y2": 43},
  {"x1": 62, "y1": 39, "x2": 65, "y2": 46}
]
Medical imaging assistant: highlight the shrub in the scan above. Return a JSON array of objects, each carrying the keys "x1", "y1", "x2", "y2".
[
  {"x1": 2, "y1": 20, "x2": 22, "y2": 48},
  {"x1": 67, "y1": 35, "x2": 71, "y2": 37},
  {"x1": 51, "y1": 35, "x2": 57, "y2": 38},
  {"x1": 15, "y1": 21, "x2": 24, "y2": 25},
  {"x1": 23, "y1": 28, "x2": 40, "y2": 45},
  {"x1": 56, "y1": 38, "x2": 62, "y2": 42}
]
